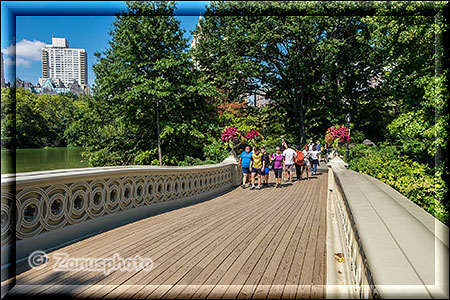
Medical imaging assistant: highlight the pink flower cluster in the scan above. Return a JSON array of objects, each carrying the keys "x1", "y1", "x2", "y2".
[
  {"x1": 221, "y1": 127, "x2": 243, "y2": 142},
  {"x1": 325, "y1": 125, "x2": 351, "y2": 144},
  {"x1": 245, "y1": 129, "x2": 260, "y2": 140}
]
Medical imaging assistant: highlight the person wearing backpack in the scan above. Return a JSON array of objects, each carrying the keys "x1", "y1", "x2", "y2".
[{"x1": 294, "y1": 145, "x2": 304, "y2": 181}]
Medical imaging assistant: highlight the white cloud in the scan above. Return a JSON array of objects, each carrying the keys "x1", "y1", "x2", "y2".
[
  {"x1": 5, "y1": 57, "x2": 31, "y2": 68},
  {"x1": 2, "y1": 39, "x2": 46, "y2": 68}
]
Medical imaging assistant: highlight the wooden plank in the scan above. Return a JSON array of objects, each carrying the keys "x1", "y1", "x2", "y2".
[
  {"x1": 273, "y1": 180, "x2": 318, "y2": 300},
  {"x1": 203, "y1": 182, "x2": 308, "y2": 299},
  {"x1": 266, "y1": 178, "x2": 318, "y2": 299},
  {"x1": 239, "y1": 178, "x2": 316, "y2": 300},
  {"x1": 295, "y1": 176, "x2": 325, "y2": 299},
  {"x1": 251, "y1": 179, "x2": 316, "y2": 299},
  {"x1": 226, "y1": 179, "x2": 315, "y2": 299},
  {"x1": 84, "y1": 186, "x2": 284, "y2": 298},
  {"x1": 281, "y1": 175, "x2": 326, "y2": 299},
  {"x1": 185, "y1": 181, "x2": 299, "y2": 299},
  {"x1": 142, "y1": 185, "x2": 294, "y2": 299},
  {"x1": 311, "y1": 173, "x2": 328, "y2": 299},
  {"x1": 134, "y1": 188, "x2": 287, "y2": 299},
  {"x1": 67, "y1": 187, "x2": 281, "y2": 297}
]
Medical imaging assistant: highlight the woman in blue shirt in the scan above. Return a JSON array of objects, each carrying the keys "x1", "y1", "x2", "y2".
[{"x1": 239, "y1": 145, "x2": 253, "y2": 188}]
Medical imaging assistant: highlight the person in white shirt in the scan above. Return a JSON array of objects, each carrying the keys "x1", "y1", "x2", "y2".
[
  {"x1": 310, "y1": 147, "x2": 319, "y2": 175},
  {"x1": 282, "y1": 143, "x2": 297, "y2": 182}
]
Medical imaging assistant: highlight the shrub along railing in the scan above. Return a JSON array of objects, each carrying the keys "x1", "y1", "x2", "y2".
[
  {"x1": 1, "y1": 155, "x2": 241, "y2": 266},
  {"x1": 327, "y1": 156, "x2": 448, "y2": 298}
]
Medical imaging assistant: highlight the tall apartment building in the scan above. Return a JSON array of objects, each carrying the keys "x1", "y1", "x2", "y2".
[{"x1": 40, "y1": 36, "x2": 88, "y2": 90}]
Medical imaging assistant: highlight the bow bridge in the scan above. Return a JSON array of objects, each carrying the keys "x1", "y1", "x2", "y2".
[{"x1": 1, "y1": 155, "x2": 448, "y2": 299}]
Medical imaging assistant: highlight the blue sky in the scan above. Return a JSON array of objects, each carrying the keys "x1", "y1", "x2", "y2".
[{"x1": 1, "y1": 1, "x2": 209, "y2": 86}]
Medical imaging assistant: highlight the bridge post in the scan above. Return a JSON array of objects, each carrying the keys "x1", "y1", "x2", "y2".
[{"x1": 222, "y1": 152, "x2": 242, "y2": 187}]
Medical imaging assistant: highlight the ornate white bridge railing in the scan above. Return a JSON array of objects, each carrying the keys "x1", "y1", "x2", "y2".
[
  {"x1": 1, "y1": 155, "x2": 241, "y2": 264},
  {"x1": 326, "y1": 156, "x2": 449, "y2": 299}
]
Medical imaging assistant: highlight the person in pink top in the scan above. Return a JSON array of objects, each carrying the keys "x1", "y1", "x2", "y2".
[{"x1": 270, "y1": 147, "x2": 285, "y2": 188}]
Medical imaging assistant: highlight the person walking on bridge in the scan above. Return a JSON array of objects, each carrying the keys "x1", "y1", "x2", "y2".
[
  {"x1": 283, "y1": 143, "x2": 297, "y2": 183},
  {"x1": 310, "y1": 145, "x2": 320, "y2": 175},
  {"x1": 316, "y1": 141, "x2": 322, "y2": 162},
  {"x1": 271, "y1": 147, "x2": 285, "y2": 188},
  {"x1": 294, "y1": 145, "x2": 304, "y2": 181},
  {"x1": 239, "y1": 145, "x2": 253, "y2": 189},
  {"x1": 302, "y1": 144, "x2": 310, "y2": 179},
  {"x1": 249, "y1": 147, "x2": 264, "y2": 190},
  {"x1": 261, "y1": 147, "x2": 270, "y2": 187}
]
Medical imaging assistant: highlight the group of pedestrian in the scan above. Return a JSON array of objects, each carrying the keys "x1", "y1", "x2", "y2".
[{"x1": 238, "y1": 139, "x2": 324, "y2": 190}]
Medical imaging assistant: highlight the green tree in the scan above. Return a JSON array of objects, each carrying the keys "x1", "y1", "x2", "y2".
[
  {"x1": 1, "y1": 88, "x2": 16, "y2": 149},
  {"x1": 85, "y1": 1, "x2": 217, "y2": 166},
  {"x1": 1, "y1": 88, "x2": 81, "y2": 148},
  {"x1": 193, "y1": 1, "x2": 390, "y2": 145}
]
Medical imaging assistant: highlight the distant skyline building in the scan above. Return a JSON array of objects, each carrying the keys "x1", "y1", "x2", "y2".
[
  {"x1": 39, "y1": 36, "x2": 88, "y2": 91},
  {"x1": 190, "y1": 15, "x2": 203, "y2": 70},
  {"x1": 190, "y1": 15, "x2": 202, "y2": 49}
]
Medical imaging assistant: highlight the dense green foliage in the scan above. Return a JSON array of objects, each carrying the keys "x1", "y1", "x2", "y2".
[{"x1": 1, "y1": 88, "x2": 88, "y2": 149}]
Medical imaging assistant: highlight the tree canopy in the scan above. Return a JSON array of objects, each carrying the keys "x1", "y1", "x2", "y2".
[
  {"x1": 84, "y1": 1, "x2": 219, "y2": 166},
  {"x1": 192, "y1": 1, "x2": 447, "y2": 148}
]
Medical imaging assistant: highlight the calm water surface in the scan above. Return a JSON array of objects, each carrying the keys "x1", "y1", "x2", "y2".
[{"x1": 1, "y1": 147, "x2": 89, "y2": 174}]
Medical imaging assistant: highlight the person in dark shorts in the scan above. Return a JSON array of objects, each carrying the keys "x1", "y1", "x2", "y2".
[
  {"x1": 294, "y1": 145, "x2": 304, "y2": 181},
  {"x1": 261, "y1": 147, "x2": 270, "y2": 187},
  {"x1": 271, "y1": 147, "x2": 285, "y2": 188},
  {"x1": 249, "y1": 147, "x2": 264, "y2": 190},
  {"x1": 239, "y1": 145, "x2": 253, "y2": 188}
]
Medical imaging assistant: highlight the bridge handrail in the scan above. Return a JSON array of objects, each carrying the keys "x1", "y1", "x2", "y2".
[
  {"x1": 328, "y1": 156, "x2": 448, "y2": 299},
  {"x1": 1, "y1": 156, "x2": 241, "y2": 262}
]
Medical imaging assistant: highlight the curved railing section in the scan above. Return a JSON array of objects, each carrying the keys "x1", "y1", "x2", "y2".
[
  {"x1": 1, "y1": 156, "x2": 241, "y2": 261},
  {"x1": 327, "y1": 156, "x2": 449, "y2": 299}
]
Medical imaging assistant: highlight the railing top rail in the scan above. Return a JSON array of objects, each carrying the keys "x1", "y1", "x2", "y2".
[
  {"x1": 328, "y1": 156, "x2": 448, "y2": 299},
  {"x1": 1, "y1": 161, "x2": 235, "y2": 185}
]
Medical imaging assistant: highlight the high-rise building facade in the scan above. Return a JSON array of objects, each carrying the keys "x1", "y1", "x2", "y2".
[{"x1": 40, "y1": 36, "x2": 88, "y2": 90}]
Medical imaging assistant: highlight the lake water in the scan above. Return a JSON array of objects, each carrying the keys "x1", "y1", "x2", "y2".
[{"x1": 1, "y1": 147, "x2": 89, "y2": 174}]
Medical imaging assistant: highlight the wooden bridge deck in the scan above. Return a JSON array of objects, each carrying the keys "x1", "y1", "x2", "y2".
[{"x1": 9, "y1": 165, "x2": 328, "y2": 299}]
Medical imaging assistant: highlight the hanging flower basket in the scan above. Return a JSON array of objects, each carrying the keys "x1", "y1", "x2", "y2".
[
  {"x1": 221, "y1": 127, "x2": 264, "y2": 156},
  {"x1": 325, "y1": 125, "x2": 351, "y2": 157}
]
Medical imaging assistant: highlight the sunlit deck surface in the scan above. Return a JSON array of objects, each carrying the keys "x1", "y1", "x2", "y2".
[{"x1": 10, "y1": 164, "x2": 328, "y2": 299}]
